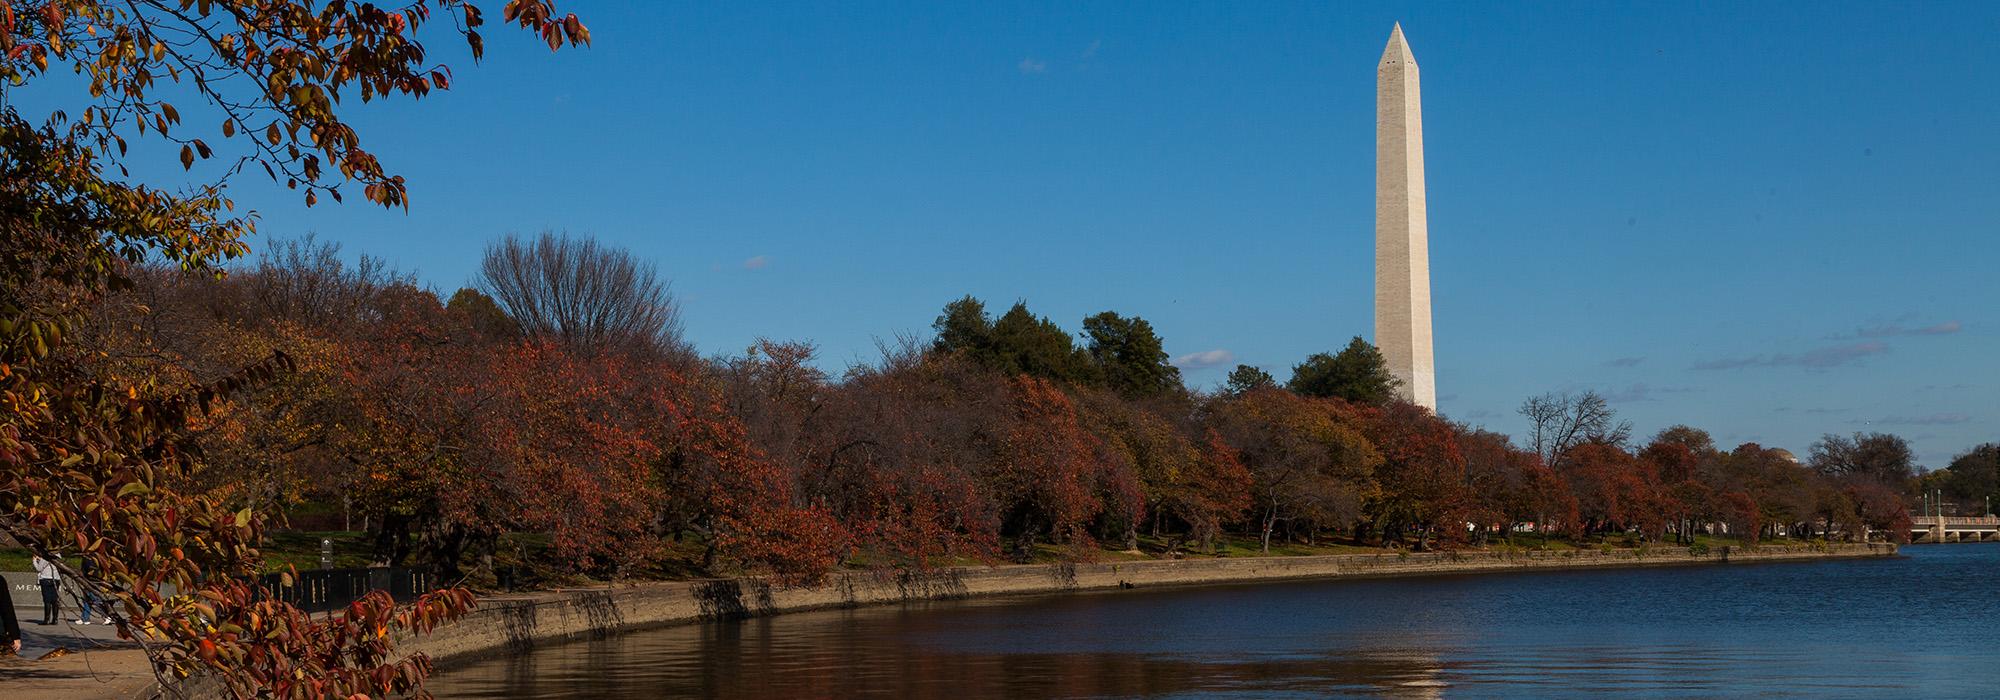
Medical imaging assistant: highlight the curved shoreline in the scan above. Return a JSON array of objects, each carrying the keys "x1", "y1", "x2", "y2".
[
  {"x1": 416, "y1": 542, "x2": 1895, "y2": 668},
  {"x1": 99, "y1": 542, "x2": 1893, "y2": 698}
]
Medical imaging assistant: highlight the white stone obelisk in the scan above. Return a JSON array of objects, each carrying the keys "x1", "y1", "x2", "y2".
[{"x1": 1375, "y1": 23, "x2": 1436, "y2": 410}]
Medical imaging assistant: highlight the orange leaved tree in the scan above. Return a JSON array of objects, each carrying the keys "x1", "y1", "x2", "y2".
[{"x1": 0, "y1": 1, "x2": 587, "y2": 696}]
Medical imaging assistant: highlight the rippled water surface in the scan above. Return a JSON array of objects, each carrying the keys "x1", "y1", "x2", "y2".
[{"x1": 428, "y1": 545, "x2": 2000, "y2": 698}]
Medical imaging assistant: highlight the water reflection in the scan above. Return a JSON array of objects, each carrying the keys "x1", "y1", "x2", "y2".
[{"x1": 430, "y1": 546, "x2": 1999, "y2": 698}]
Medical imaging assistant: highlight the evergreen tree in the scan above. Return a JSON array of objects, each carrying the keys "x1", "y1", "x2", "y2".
[
  {"x1": 1287, "y1": 336, "x2": 1399, "y2": 404},
  {"x1": 1224, "y1": 364, "x2": 1277, "y2": 395},
  {"x1": 1082, "y1": 311, "x2": 1181, "y2": 399},
  {"x1": 991, "y1": 302, "x2": 1093, "y2": 383},
  {"x1": 932, "y1": 295, "x2": 995, "y2": 356},
  {"x1": 447, "y1": 288, "x2": 521, "y2": 341}
]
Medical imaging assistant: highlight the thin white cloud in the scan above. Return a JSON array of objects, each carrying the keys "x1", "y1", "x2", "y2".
[
  {"x1": 1172, "y1": 349, "x2": 1235, "y2": 370},
  {"x1": 1775, "y1": 407, "x2": 1848, "y2": 415},
  {"x1": 742, "y1": 255, "x2": 769, "y2": 271},
  {"x1": 1600, "y1": 383, "x2": 1693, "y2": 404},
  {"x1": 1018, "y1": 57, "x2": 1047, "y2": 74},
  {"x1": 1691, "y1": 341, "x2": 1888, "y2": 370},
  {"x1": 1081, "y1": 39, "x2": 1102, "y2": 59},
  {"x1": 1853, "y1": 413, "x2": 1972, "y2": 427},
  {"x1": 1833, "y1": 318, "x2": 1962, "y2": 339},
  {"x1": 1605, "y1": 357, "x2": 1644, "y2": 368}
]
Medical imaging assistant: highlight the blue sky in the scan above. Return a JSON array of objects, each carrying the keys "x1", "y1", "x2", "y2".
[{"x1": 31, "y1": 2, "x2": 1998, "y2": 465}]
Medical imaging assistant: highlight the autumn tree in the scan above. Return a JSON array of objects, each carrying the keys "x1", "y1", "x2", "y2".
[
  {"x1": 1523, "y1": 463, "x2": 1582, "y2": 542},
  {"x1": 1651, "y1": 424, "x2": 1718, "y2": 457},
  {"x1": 811, "y1": 349, "x2": 1008, "y2": 568},
  {"x1": 1718, "y1": 490, "x2": 1762, "y2": 545},
  {"x1": 244, "y1": 234, "x2": 410, "y2": 329},
  {"x1": 715, "y1": 338, "x2": 829, "y2": 481},
  {"x1": 1207, "y1": 389, "x2": 1380, "y2": 552},
  {"x1": 1716, "y1": 443, "x2": 1815, "y2": 539},
  {"x1": 1559, "y1": 442, "x2": 1653, "y2": 538},
  {"x1": 1518, "y1": 390, "x2": 1631, "y2": 470},
  {"x1": 1847, "y1": 479, "x2": 1912, "y2": 543},
  {"x1": 477, "y1": 230, "x2": 688, "y2": 359},
  {"x1": 1458, "y1": 428, "x2": 1543, "y2": 542},
  {"x1": 1809, "y1": 432, "x2": 1917, "y2": 487},
  {"x1": 1075, "y1": 390, "x2": 1246, "y2": 552},
  {"x1": 0, "y1": 1, "x2": 590, "y2": 694},
  {"x1": 1287, "y1": 337, "x2": 1398, "y2": 405},
  {"x1": 1364, "y1": 402, "x2": 1472, "y2": 549},
  {"x1": 992, "y1": 376, "x2": 1105, "y2": 560}
]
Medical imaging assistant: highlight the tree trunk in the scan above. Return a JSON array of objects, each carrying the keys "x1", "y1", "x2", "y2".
[{"x1": 1260, "y1": 507, "x2": 1278, "y2": 553}]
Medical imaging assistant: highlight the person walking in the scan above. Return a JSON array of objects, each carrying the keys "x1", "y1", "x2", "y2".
[
  {"x1": 31, "y1": 553, "x2": 61, "y2": 625},
  {"x1": 74, "y1": 556, "x2": 105, "y2": 625}
]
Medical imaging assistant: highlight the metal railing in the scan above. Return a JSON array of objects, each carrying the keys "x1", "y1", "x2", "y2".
[{"x1": 259, "y1": 567, "x2": 439, "y2": 614}]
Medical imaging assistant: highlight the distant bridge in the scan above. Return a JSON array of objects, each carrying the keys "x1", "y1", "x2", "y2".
[{"x1": 1911, "y1": 515, "x2": 2000, "y2": 543}]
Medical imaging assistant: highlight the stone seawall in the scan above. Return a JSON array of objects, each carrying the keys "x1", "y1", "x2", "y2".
[
  {"x1": 411, "y1": 542, "x2": 1896, "y2": 667},
  {"x1": 119, "y1": 542, "x2": 1892, "y2": 698}
]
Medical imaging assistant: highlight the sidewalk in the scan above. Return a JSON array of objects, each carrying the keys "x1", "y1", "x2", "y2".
[
  {"x1": 3, "y1": 572, "x2": 156, "y2": 699},
  {"x1": 1, "y1": 620, "x2": 154, "y2": 699}
]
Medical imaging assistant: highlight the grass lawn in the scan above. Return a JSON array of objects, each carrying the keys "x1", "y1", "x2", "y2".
[
  {"x1": 258, "y1": 530, "x2": 376, "y2": 572},
  {"x1": 0, "y1": 547, "x2": 30, "y2": 571}
]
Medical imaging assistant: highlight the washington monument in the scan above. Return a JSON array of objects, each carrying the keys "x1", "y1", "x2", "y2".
[{"x1": 1375, "y1": 23, "x2": 1436, "y2": 410}]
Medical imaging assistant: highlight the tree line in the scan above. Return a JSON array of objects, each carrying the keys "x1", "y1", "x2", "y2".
[{"x1": 78, "y1": 232, "x2": 1943, "y2": 598}]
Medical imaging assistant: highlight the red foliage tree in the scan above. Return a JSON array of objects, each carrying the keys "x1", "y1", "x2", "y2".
[
  {"x1": 482, "y1": 342, "x2": 667, "y2": 572},
  {"x1": 1206, "y1": 389, "x2": 1379, "y2": 552},
  {"x1": 992, "y1": 376, "x2": 1105, "y2": 560},
  {"x1": 1523, "y1": 463, "x2": 1582, "y2": 540},
  {"x1": 1363, "y1": 402, "x2": 1472, "y2": 549},
  {"x1": 1719, "y1": 491, "x2": 1762, "y2": 545},
  {"x1": 1848, "y1": 480, "x2": 1912, "y2": 544}
]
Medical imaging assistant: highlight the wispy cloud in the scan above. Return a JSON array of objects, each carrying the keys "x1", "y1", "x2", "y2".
[
  {"x1": 1918, "y1": 383, "x2": 1975, "y2": 392},
  {"x1": 742, "y1": 255, "x2": 770, "y2": 271},
  {"x1": 1604, "y1": 357, "x2": 1644, "y2": 368},
  {"x1": 1018, "y1": 57, "x2": 1047, "y2": 74},
  {"x1": 1600, "y1": 383, "x2": 1693, "y2": 404},
  {"x1": 1832, "y1": 318, "x2": 1962, "y2": 339},
  {"x1": 1775, "y1": 407, "x2": 1849, "y2": 415},
  {"x1": 1691, "y1": 341, "x2": 1888, "y2": 370},
  {"x1": 1852, "y1": 413, "x2": 1972, "y2": 427},
  {"x1": 1081, "y1": 39, "x2": 1102, "y2": 59},
  {"x1": 1172, "y1": 349, "x2": 1235, "y2": 370}
]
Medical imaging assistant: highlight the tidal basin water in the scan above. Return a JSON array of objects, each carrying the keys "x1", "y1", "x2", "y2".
[{"x1": 428, "y1": 545, "x2": 2000, "y2": 698}]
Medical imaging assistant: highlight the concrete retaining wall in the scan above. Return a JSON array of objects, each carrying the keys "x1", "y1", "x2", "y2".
[{"x1": 409, "y1": 542, "x2": 1897, "y2": 666}]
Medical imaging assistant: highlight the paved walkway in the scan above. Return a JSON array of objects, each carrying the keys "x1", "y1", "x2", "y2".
[
  {"x1": 3, "y1": 618, "x2": 155, "y2": 699},
  {"x1": 4, "y1": 572, "x2": 155, "y2": 697}
]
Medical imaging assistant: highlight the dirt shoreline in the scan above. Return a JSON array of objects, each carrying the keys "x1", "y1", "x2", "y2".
[{"x1": 63, "y1": 542, "x2": 1895, "y2": 699}]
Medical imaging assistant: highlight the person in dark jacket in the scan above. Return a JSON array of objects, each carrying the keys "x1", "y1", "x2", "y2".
[
  {"x1": 74, "y1": 555, "x2": 105, "y2": 625},
  {"x1": 0, "y1": 578, "x2": 20, "y2": 655}
]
